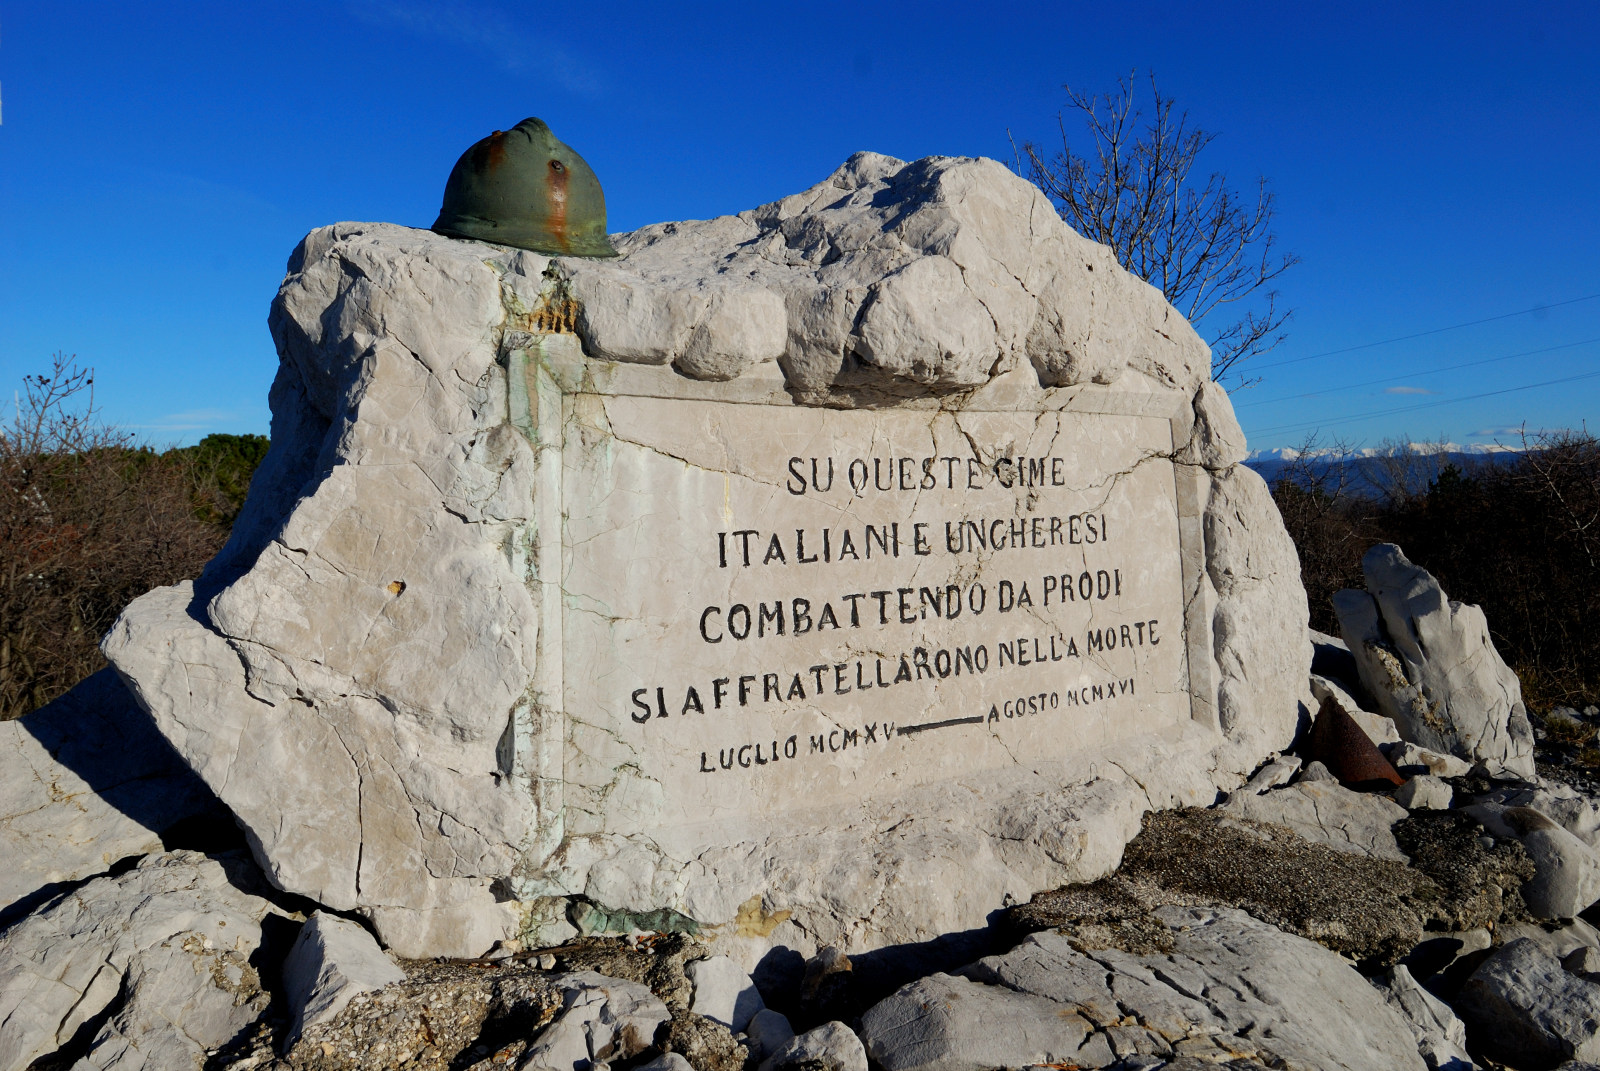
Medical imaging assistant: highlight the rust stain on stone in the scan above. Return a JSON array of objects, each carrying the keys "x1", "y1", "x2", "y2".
[{"x1": 733, "y1": 894, "x2": 791, "y2": 937}]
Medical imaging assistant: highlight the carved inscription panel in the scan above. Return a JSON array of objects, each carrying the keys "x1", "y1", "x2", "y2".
[{"x1": 556, "y1": 394, "x2": 1192, "y2": 836}]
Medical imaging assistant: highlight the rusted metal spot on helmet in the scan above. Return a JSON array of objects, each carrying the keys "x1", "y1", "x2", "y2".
[
  {"x1": 485, "y1": 130, "x2": 508, "y2": 171},
  {"x1": 545, "y1": 157, "x2": 570, "y2": 253}
]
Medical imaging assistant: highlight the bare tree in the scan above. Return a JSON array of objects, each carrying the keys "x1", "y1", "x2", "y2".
[{"x1": 1018, "y1": 72, "x2": 1298, "y2": 386}]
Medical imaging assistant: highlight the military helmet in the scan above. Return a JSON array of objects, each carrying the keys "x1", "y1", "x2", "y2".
[{"x1": 432, "y1": 117, "x2": 618, "y2": 257}]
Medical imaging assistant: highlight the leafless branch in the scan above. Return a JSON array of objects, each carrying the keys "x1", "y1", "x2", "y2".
[{"x1": 1021, "y1": 71, "x2": 1299, "y2": 388}]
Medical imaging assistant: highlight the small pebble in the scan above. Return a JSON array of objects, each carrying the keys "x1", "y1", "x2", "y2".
[
  {"x1": 1298, "y1": 760, "x2": 1337, "y2": 783},
  {"x1": 1564, "y1": 945, "x2": 1600, "y2": 976}
]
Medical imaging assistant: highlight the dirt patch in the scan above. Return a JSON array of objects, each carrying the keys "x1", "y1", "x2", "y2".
[
  {"x1": 526, "y1": 932, "x2": 703, "y2": 1012},
  {"x1": 208, "y1": 934, "x2": 740, "y2": 1071},
  {"x1": 659, "y1": 1012, "x2": 748, "y2": 1071},
  {"x1": 1393, "y1": 810, "x2": 1534, "y2": 931},
  {"x1": 1010, "y1": 808, "x2": 1466, "y2": 969},
  {"x1": 272, "y1": 963, "x2": 565, "y2": 1071}
]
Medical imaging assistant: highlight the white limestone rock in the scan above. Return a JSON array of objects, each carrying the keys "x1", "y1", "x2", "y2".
[
  {"x1": 1479, "y1": 781, "x2": 1600, "y2": 848},
  {"x1": 1334, "y1": 543, "x2": 1535, "y2": 779},
  {"x1": 1567, "y1": 946, "x2": 1600, "y2": 976},
  {"x1": 746, "y1": 1007, "x2": 796, "y2": 1062},
  {"x1": 1242, "y1": 754, "x2": 1301, "y2": 794},
  {"x1": 1395, "y1": 775, "x2": 1454, "y2": 811},
  {"x1": 1221, "y1": 780, "x2": 1410, "y2": 861},
  {"x1": 1498, "y1": 918, "x2": 1600, "y2": 962},
  {"x1": 1465, "y1": 803, "x2": 1600, "y2": 919},
  {"x1": 1312, "y1": 673, "x2": 1401, "y2": 745},
  {"x1": 1349, "y1": 709, "x2": 1404, "y2": 746},
  {"x1": 1311, "y1": 627, "x2": 1363, "y2": 685},
  {"x1": 0, "y1": 851, "x2": 286, "y2": 1071},
  {"x1": 635, "y1": 1054, "x2": 695, "y2": 1071},
  {"x1": 520, "y1": 971, "x2": 669, "y2": 1070},
  {"x1": 103, "y1": 582, "x2": 519, "y2": 960},
  {"x1": 283, "y1": 911, "x2": 405, "y2": 1046},
  {"x1": 759, "y1": 1021, "x2": 868, "y2": 1071},
  {"x1": 585, "y1": 152, "x2": 1211, "y2": 401},
  {"x1": 861, "y1": 908, "x2": 1425, "y2": 1071},
  {"x1": 1457, "y1": 937, "x2": 1600, "y2": 1067},
  {"x1": 858, "y1": 972, "x2": 1105, "y2": 1071},
  {"x1": 1376, "y1": 965, "x2": 1474, "y2": 1071},
  {"x1": 0, "y1": 669, "x2": 223, "y2": 922},
  {"x1": 1385, "y1": 741, "x2": 1472, "y2": 779},
  {"x1": 102, "y1": 152, "x2": 1312, "y2": 958},
  {"x1": 1179, "y1": 379, "x2": 1249, "y2": 470},
  {"x1": 1202, "y1": 463, "x2": 1314, "y2": 757},
  {"x1": 686, "y1": 955, "x2": 763, "y2": 1033},
  {"x1": 1299, "y1": 760, "x2": 1337, "y2": 782}
]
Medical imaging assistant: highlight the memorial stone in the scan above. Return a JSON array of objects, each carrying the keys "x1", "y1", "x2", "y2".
[{"x1": 103, "y1": 151, "x2": 1312, "y2": 958}]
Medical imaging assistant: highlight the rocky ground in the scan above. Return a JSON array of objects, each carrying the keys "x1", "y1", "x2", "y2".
[
  {"x1": 8, "y1": 549, "x2": 1600, "y2": 1071},
  {"x1": 15, "y1": 688, "x2": 1598, "y2": 1071}
]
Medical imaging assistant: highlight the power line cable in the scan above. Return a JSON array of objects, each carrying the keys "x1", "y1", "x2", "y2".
[
  {"x1": 1249, "y1": 292, "x2": 1600, "y2": 372},
  {"x1": 1235, "y1": 336, "x2": 1600, "y2": 409},
  {"x1": 1249, "y1": 367, "x2": 1600, "y2": 437}
]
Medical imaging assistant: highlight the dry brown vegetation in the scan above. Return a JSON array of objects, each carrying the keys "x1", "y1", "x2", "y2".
[
  {"x1": 0, "y1": 355, "x2": 265, "y2": 720},
  {"x1": 1270, "y1": 431, "x2": 1600, "y2": 711}
]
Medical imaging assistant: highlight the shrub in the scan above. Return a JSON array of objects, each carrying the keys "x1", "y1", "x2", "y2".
[
  {"x1": 176, "y1": 432, "x2": 270, "y2": 527},
  {"x1": 0, "y1": 356, "x2": 245, "y2": 720}
]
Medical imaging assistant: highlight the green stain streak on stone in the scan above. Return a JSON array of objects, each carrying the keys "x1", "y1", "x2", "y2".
[{"x1": 569, "y1": 900, "x2": 703, "y2": 937}]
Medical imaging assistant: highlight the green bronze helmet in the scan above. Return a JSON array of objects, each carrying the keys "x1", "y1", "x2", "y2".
[{"x1": 432, "y1": 117, "x2": 618, "y2": 257}]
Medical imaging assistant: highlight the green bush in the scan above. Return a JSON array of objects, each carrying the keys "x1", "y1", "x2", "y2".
[{"x1": 174, "y1": 433, "x2": 270, "y2": 527}]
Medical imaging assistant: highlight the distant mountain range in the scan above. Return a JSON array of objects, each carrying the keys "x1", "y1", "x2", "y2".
[{"x1": 1245, "y1": 443, "x2": 1525, "y2": 497}]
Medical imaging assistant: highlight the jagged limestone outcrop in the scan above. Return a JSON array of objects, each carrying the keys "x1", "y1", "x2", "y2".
[{"x1": 1334, "y1": 543, "x2": 1535, "y2": 779}]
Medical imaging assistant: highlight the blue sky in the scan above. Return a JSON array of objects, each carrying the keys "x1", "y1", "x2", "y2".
[{"x1": 1, "y1": 1, "x2": 1596, "y2": 452}]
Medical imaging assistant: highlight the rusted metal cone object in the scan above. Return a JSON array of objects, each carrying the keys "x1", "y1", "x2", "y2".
[
  {"x1": 1304, "y1": 694, "x2": 1405, "y2": 790},
  {"x1": 432, "y1": 117, "x2": 618, "y2": 258}
]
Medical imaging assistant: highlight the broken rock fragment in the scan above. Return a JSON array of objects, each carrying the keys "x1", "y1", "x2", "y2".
[
  {"x1": 0, "y1": 851, "x2": 287, "y2": 1071},
  {"x1": 686, "y1": 954, "x2": 764, "y2": 1033},
  {"x1": 1375, "y1": 964, "x2": 1474, "y2": 1071},
  {"x1": 0, "y1": 669, "x2": 225, "y2": 923},
  {"x1": 1221, "y1": 779, "x2": 1409, "y2": 861},
  {"x1": 1465, "y1": 802, "x2": 1600, "y2": 919},
  {"x1": 1334, "y1": 543, "x2": 1535, "y2": 779},
  {"x1": 1457, "y1": 937, "x2": 1600, "y2": 1066},
  {"x1": 860, "y1": 907, "x2": 1425, "y2": 1071},
  {"x1": 283, "y1": 911, "x2": 406, "y2": 1046}
]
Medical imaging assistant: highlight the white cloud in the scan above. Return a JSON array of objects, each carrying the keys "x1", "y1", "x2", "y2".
[
  {"x1": 347, "y1": 0, "x2": 602, "y2": 95},
  {"x1": 1384, "y1": 386, "x2": 1435, "y2": 395},
  {"x1": 124, "y1": 408, "x2": 263, "y2": 434}
]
